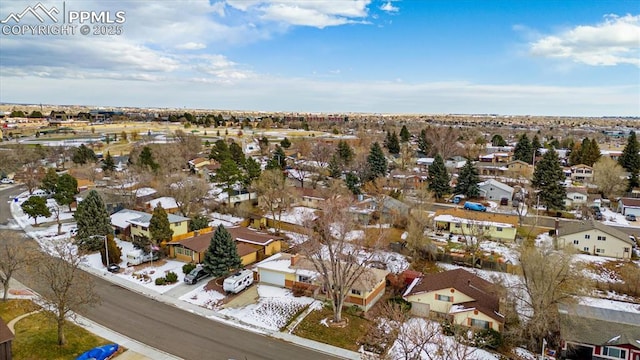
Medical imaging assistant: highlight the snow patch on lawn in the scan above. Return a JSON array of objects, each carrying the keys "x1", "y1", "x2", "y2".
[{"x1": 179, "y1": 285, "x2": 225, "y2": 310}]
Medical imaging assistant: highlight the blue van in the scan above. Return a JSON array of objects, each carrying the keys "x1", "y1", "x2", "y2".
[{"x1": 463, "y1": 202, "x2": 487, "y2": 212}]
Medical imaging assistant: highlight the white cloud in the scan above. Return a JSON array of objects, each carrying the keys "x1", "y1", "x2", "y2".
[
  {"x1": 176, "y1": 42, "x2": 207, "y2": 50},
  {"x1": 529, "y1": 14, "x2": 640, "y2": 66},
  {"x1": 380, "y1": 2, "x2": 399, "y2": 13}
]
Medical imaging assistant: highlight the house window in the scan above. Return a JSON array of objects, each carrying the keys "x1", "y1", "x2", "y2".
[
  {"x1": 436, "y1": 294, "x2": 452, "y2": 302},
  {"x1": 142, "y1": 226, "x2": 148, "y2": 231},
  {"x1": 455, "y1": 223, "x2": 461, "y2": 228},
  {"x1": 583, "y1": 247, "x2": 590, "y2": 252},
  {"x1": 597, "y1": 236, "x2": 606, "y2": 241},
  {"x1": 466, "y1": 224, "x2": 471, "y2": 228},
  {"x1": 351, "y1": 289, "x2": 362, "y2": 296},
  {"x1": 485, "y1": 226, "x2": 491, "y2": 230},
  {"x1": 496, "y1": 227, "x2": 503, "y2": 232},
  {"x1": 298, "y1": 275, "x2": 311, "y2": 283},
  {"x1": 624, "y1": 247, "x2": 630, "y2": 253},
  {"x1": 470, "y1": 318, "x2": 490, "y2": 329},
  {"x1": 602, "y1": 346, "x2": 626, "y2": 359},
  {"x1": 584, "y1": 234, "x2": 590, "y2": 239},
  {"x1": 596, "y1": 248, "x2": 604, "y2": 254},
  {"x1": 573, "y1": 240, "x2": 579, "y2": 245}
]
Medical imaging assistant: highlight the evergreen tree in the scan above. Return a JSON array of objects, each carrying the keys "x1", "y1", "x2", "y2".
[
  {"x1": 74, "y1": 190, "x2": 112, "y2": 251},
  {"x1": 102, "y1": 151, "x2": 116, "y2": 172},
  {"x1": 345, "y1": 173, "x2": 361, "y2": 195},
  {"x1": 366, "y1": 142, "x2": 388, "y2": 181},
  {"x1": 417, "y1": 129, "x2": 431, "y2": 155},
  {"x1": 215, "y1": 158, "x2": 242, "y2": 198},
  {"x1": 266, "y1": 146, "x2": 287, "y2": 171},
  {"x1": 242, "y1": 156, "x2": 262, "y2": 189},
  {"x1": 532, "y1": 150, "x2": 566, "y2": 211},
  {"x1": 582, "y1": 138, "x2": 601, "y2": 166},
  {"x1": 491, "y1": 134, "x2": 507, "y2": 147},
  {"x1": 41, "y1": 168, "x2": 59, "y2": 194},
  {"x1": 454, "y1": 159, "x2": 480, "y2": 198},
  {"x1": 280, "y1": 137, "x2": 292, "y2": 149},
  {"x1": 337, "y1": 140, "x2": 354, "y2": 165},
  {"x1": 619, "y1": 132, "x2": 640, "y2": 174},
  {"x1": 400, "y1": 125, "x2": 410, "y2": 143},
  {"x1": 428, "y1": 154, "x2": 451, "y2": 200},
  {"x1": 513, "y1": 134, "x2": 533, "y2": 164},
  {"x1": 209, "y1": 140, "x2": 230, "y2": 162},
  {"x1": 72, "y1": 144, "x2": 97, "y2": 164},
  {"x1": 149, "y1": 204, "x2": 174, "y2": 245},
  {"x1": 53, "y1": 174, "x2": 78, "y2": 211},
  {"x1": 531, "y1": 135, "x2": 542, "y2": 157},
  {"x1": 328, "y1": 154, "x2": 342, "y2": 178},
  {"x1": 100, "y1": 234, "x2": 122, "y2": 266},
  {"x1": 385, "y1": 131, "x2": 400, "y2": 155},
  {"x1": 229, "y1": 141, "x2": 245, "y2": 166},
  {"x1": 568, "y1": 142, "x2": 582, "y2": 166},
  {"x1": 138, "y1": 146, "x2": 159, "y2": 172},
  {"x1": 189, "y1": 215, "x2": 210, "y2": 231},
  {"x1": 203, "y1": 225, "x2": 242, "y2": 277},
  {"x1": 132, "y1": 235, "x2": 152, "y2": 254},
  {"x1": 21, "y1": 196, "x2": 51, "y2": 225}
]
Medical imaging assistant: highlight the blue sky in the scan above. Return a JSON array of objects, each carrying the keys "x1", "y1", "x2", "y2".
[{"x1": 0, "y1": 0, "x2": 638, "y2": 116}]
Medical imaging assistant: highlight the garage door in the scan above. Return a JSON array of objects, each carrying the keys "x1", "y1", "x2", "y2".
[{"x1": 259, "y1": 269, "x2": 285, "y2": 287}]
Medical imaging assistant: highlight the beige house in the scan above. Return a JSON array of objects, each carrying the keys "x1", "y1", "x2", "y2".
[
  {"x1": 433, "y1": 208, "x2": 518, "y2": 242},
  {"x1": 569, "y1": 164, "x2": 594, "y2": 182},
  {"x1": 403, "y1": 269, "x2": 504, "y2": 332},
  {"x1": 110, "y1": 209, "x2": 189, "y2": 243},
  {"x1": 557, "y1": 220, "x2": 635, "y2": 259}
]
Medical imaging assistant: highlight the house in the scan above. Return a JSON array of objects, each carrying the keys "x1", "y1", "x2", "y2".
[
  {"x1": 559, "y1": 303, "x2": 640, "y2": 360},
  {"x1": 445, "y1": 156, "x2": 467, "y2": 172},
  {"x1": 478, "y1": 179, "x2": 514, "y2": 203},
  {"x1": 504, "y1": 160, "x2": 533, "y2": 179},
  {"x1": 0, "y1": 318, "x2": 13, "y2": 360},
  {"x1": 188, "y1": 157, "x2": 210, "y2": 175},
  {"x1": 168, "y1": 226, "x2": 284, "y2": 265},
  {"x1": 433, "y1": 208, "x2": 518, "y2": 242},
  {"x1": 293, "y1": 187, "x2": 328, "y2": 209},
  {"x1": 564, "y1": 188, "x2": 589, "y2": 208},
  {"x1": 110, "y1": 209, "x2": 189, "y2": 242},
  {"x1": 618, "y1": 198, "x2": 640, "y2": 217},
  {"x1": 256, "y1": 253, "x2": 388, "y2": 311},
  {"x1": 145, "y1": 197, "x2": 180, "y2": 214},
  {"x1": 569, "y1": 164, "x2": 594, "y2": 182},
  {"x1": 403, "y1": 269, "x2": 504, "y2": 332},
  {"x1": 557, "y1": 220, "x2": 635, "y2": 259},
  {"x1": 351, "y1": 195, "x2": 411, "y2": 224}
]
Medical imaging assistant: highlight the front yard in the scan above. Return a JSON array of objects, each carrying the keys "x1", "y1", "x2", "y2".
[{"x1": 293, "y1": 306, "x2": 372, "y2": 351}]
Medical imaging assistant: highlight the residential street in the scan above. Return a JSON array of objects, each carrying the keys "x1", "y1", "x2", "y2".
[{"x1": 0, "y1": 186, "x2": 339, "y2": 360}]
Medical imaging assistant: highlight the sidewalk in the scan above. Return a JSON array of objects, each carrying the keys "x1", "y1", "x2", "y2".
[{"x1": 9, "y1": 195, "x2": 362, "y2": 360}]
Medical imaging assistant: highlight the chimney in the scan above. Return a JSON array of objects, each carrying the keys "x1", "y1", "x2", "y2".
[{"x1": 291, "y1": 254, "x2": 300, "y2": 266}]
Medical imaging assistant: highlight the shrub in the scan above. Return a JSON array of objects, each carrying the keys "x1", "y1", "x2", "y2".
[
  {"x1": 165, "y1": 271, "x2": 178, "y2": 283},
  {"x1": 472, "y1": 328, "x2": 503, "y2": 350},
  {"x1": 183, "y1": 263, "x2": 197, "y2": 275},
  {"x1": 155, "y1": 277, "x2": 166, "y2": 285},
  {"x1": 441, "y1": 319, "x2": 454, "y2": 336},
  {"x1": 387, "y1": 296, "x2": 412, "y2": 312},
  {"x1": 345, "y1": 305, "x2": 363, "y2": 317}
]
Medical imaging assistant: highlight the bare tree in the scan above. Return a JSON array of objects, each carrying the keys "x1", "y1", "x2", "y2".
[
  {"x1": 0, "y1": 231, "x2": 36, "y2": 301},
  {"x1": 511, "y1": 244, "x2": 591, "y2": 351},
  {"x1": 31, "y1": 240, "x2": 99, "y2": 346},
  {"x1": 456, "y1": 217, "x2": 489, "y2": 268},
  {"x1": 592, "y1": 157, "x2": 628, "y2": 199},
  {"x1": 300, "y1": 194, "x2": 383, "y2": 323},
  {"x1": 424, "y1": 126, "x2": 462, "y2": 159},
  {"x1": 48, "y1": 202, "x2": 63, "y2": 235},
  {"x1": 254, "y1": 169, "x2": 291, "y2": 234},
  {"x1": 18, "y1": 159, "x2": 45, "y2": 195},
  {"x1": 161, "y1": 173, "x2": 210, "y2": 217}
]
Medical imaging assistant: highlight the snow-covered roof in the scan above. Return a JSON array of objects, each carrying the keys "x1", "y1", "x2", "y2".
[
  {"x1": 135, "y1": 187, "x2": 157, "y2": 197},
  {"x1": 433, "y1": 214, "x2": 515, "y2": 229},
  {"x1": 111, "y1": 209, "x2": 189, "y2": 228},
  {"x1": 146, "y1": 196, "x2": 179, "y2": 209}
]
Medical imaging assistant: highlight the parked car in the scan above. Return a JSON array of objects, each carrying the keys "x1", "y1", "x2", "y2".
[
  {"x1": 626, "y1": 214, "x2": 637, "y2": 222},
  {"x1": 0, "y1": 178, "x2": 14, "y2": 184},
  {"x1": 107, "y1": 263, "x2": 121, "y2": 273},
  {"x1": 594, "y1": 213, "x2": 603, "y2": 221},
  {"x1": 500, "y1": 197, "x2": 509, "y2": 206},
  {"x1": 450, "y1": 194, "x2": 465, "y2": 204},
  {"x1": 184, "y1": 267, "x2": 209, "y2": 285},
  {"x1": 463, "y1": 202, "x2": 487, "y2": 212}
]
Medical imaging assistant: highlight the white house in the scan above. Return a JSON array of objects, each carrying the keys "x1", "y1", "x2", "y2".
[
  {"x1": 618, "y1": 198, "x2": 640, "y2": 217},
  {"x1": 478, "y1": 179, "x2": 514, "y2": 203},
  {"x1": 557, "y1": 220, "x2": 635, "y2": 259},
  {"x1": 564, "y1": 188, "x2": 588, "y2": 208}
]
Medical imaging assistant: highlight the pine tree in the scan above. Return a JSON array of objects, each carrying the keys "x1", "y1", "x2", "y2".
[
  {"x1": 203, "y1": 225, "x2": 242, "y2": 277},
  {"x1": 428, "y1": 154, "x2": 451, "y2": 200},
  {"x1": 514, "y1": 134, "x2": 533, "y2": 164},
  {"x1": 41, "y1": 168, "x2": 59, "y2": 194},
  {"x1": 280, "y1": 137, "x2": 292, "y2": 149},
  {"x1": 53, "y1": 173, "x2": 78, "y2": 211},
  {"x1": 417, "y1": 129, "x2": 430, "y2": 155},
  {"x1": 242, "y1": 156, "x2": 262, "y2": 189},
  {"x1": 568, "y1": 142, "x2": 582, "y2": 166},
  {"x1": 229, "y1": 141, "x2": 245, "y2": 166},
  {"x1": 102, "y1": 151, "x2": 116, "y2": 172},
  {"x1": 328, "y1": 154, "x2": 342, "y2": 178},
  {"x1": 400, "y1": 125, "x2": 410, "y2": 143},
  {"x1": 138, "y1": 146, "x2": 159, "y2": 172},
  {"x1": 266, "y1": 146, "x2": 287, "y2": 171},
  {"x1": 100, "y1": 234, "x2": 122, "y2": 265},
  {"x1": 454, "y1": 159, "x2": 480, "y2": 198},
  {"x1": 531, "y1": 135, "x2": 542, "y2": 157},
  {"x1": 74, "y1": 190, "x2": 112, "y2": 250},
  {"x1": 210, "y1": 140, "x2": 230, "y2": 162},
  {"x1": 491, "y1": 134, "x2": 507, "y2": 147},
  {"x1": 532, "y1": 150, "x2": 566, "y2": 211},
  {"x1": 215, "y1": 158, "x2": 242, "y2": 198},
  {"x1": 582, "y1": 138, "x2": 601, "y2": 166},
  {"x1": 337, "y1": 140, "x2": 354, "y2": 165},
  {"x1": 189, "y1": 215, "x2": 210, "y2": 231},
  {"x1": 619, "y1": 132, "x2": 640, "y2": 174},
  {"x1": 367, "y1": 142, "x2": 387, "y2": 181},
  {"x1": 149, "y1": 204, "x2": 174, "y2": 245},
  {"x1": 21, "y1": 196, "x2": 51, "y2": 225},
  {"x1": 345, "y1": 173, "x2": 361, "y2": 195},
  {"x1": 385, "y1": 131, "x2": 400, "y2": 155}
]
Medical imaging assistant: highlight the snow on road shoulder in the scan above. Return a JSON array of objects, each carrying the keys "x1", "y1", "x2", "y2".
[
  {"x1": 180, "y1": 284, "x2": 225, "y2": 310},
  {"x1": 579, "y1": 296, "x2": 640, "y2": 313}
]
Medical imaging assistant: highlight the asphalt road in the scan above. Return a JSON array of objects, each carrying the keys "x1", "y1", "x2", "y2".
[{"x1": 0, "y1": 186, "x2": 339, "y2": 360}]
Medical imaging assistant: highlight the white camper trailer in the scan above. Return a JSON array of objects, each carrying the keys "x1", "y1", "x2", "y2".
[
  {"x1": 126, "y1": 249, "x2": 159, "y2": 266},
  {"x1": 223, "y1": 270, "x2": 254, "y2": 294}
]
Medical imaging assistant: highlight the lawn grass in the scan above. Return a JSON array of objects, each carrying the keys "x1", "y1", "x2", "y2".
[
  {"x1": 293, "y1": 307, "x2": 372, "y2": 351},
  {"x1": 0, "y1": 299, "x2": 39, "y2": 323},
  {"x1": 12, "y1": 311, "x2": 112, "y2": 360}
]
